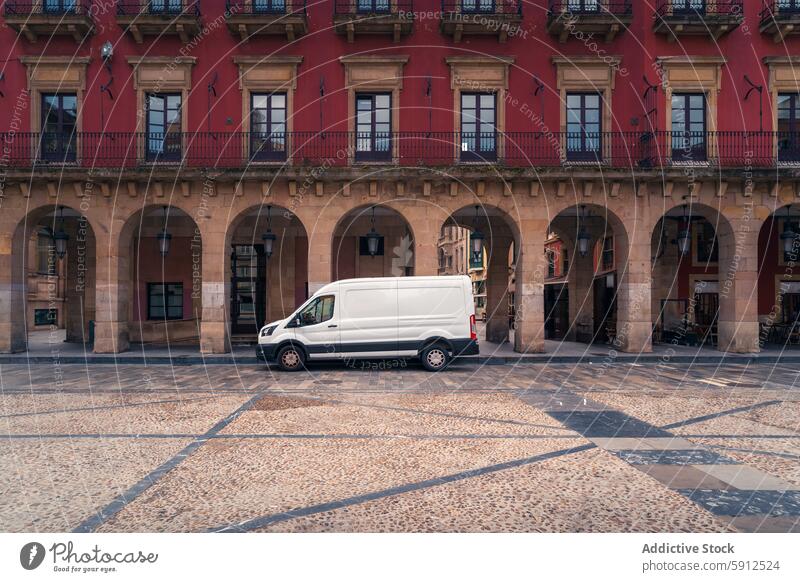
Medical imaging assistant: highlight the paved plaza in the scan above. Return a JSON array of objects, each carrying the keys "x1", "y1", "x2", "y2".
[{"x1": 0, "y1": 360, "x2": 799, "y2": 533}]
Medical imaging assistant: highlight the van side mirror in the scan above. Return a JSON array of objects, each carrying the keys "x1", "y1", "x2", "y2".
[{"x1": 294, "y1": 317, "x2": 301, "y2": 327}]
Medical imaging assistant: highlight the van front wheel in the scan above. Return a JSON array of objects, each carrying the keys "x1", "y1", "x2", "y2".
[
  {"x1": 421, "y1": 344, "x2": 450, "y2": 372},
  {"x1": 277, "y1": 345, "x2": 305, "y2": 372}
]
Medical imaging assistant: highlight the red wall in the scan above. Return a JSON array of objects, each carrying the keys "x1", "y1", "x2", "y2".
[{"x1": 0, "y1": 2, "x2": 791, "y2": 136}]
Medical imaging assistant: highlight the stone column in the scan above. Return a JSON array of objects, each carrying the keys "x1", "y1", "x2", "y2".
[
  {"x1": 717, "y1": 217, "x2": 759, "y2": 353},
  {"x1": 485, "y1": 235, "x2": 513, "y2": 343},
  {"x1": 64, "y1": 221, "x2": 87, "y2": 343},
  {"x1": 615, "y1": 228, "x2": 653, "y2": 353},
  {"x1": 93, "y1": 231, "x2": 130, "y2": 353},
  {"x1": 514, "y1": 218, "x2": 547, "y2": 353},
  {"x1": 303, "y1": 214, "x2": 335, "y2": 295},
  {"x1": 200, "y1": 220, "x2": 229, "y2": 354},
  {"x1": 403, "y1": 207, "x2": 440, "y2": 277},
  {"x1": 0, "y1": 218, "x2": 26, "y2": 353}
]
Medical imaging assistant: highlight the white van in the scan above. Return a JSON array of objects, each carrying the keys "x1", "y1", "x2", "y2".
[{"x1": 256, "y1": 275, "x2": 479, "y2": 371}]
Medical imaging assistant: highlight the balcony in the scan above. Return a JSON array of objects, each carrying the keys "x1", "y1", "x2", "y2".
[
  {"x1": 3, "y1": 0, "x2": 94, "y2": 42},
  {"x1": 440, "y1": 0, "x2": 523, "y2": 43},
  {"x1": 333, "y1": 0, "x2": 414, "y2": 42},
  {"x1": 4, "y1": 131, "x2": 796, "y2": 173},
  {"x1": 225, "y1": 0, "x2": 308, "y2": 42},
  {"x1": 546, "y1": 1, "x2": 633, "y2": 43},
  {"x1": 654, "y1": 1, "x2": 743, "y2": 40},
  {"x1": 116, "y1": 1, "x2": 202, "y2": 44},
  {"x1": 760, "y1": 1, "x2": 800, "y2": 43}
]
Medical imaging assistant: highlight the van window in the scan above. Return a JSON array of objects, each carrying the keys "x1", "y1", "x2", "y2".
[
  {"x1": 297, "y1": 295, "x2": 335, "y2": 326},
  {"x1": 398, "y1": 286, "x2": 464, "y2": 317}
]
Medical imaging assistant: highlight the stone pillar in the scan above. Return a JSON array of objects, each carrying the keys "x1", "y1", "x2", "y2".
[
  {"x1": 200, "y1": 221, "x2": 229, "y2": 354},
  {"x1": 403, "y1": 208, "x2": 440, "y2": 277},
  {"x1": 485, "y1": 235, "x2": 513, "y2": 343},
  {"x1": 717, "y1": 218, "x2": 759, "y2": 353},
  {"x1": 514, "y1": 218, "x2": 547, "y2": 353},
  {"x1": 0, "y1": 220, "x2": 26, "y2": 353},
  {"x1": 93, "y1": 231, "x2": 130, "y2": 353},
  {"x1": 64, "y1": 221, "x2": 87, "y2": 343},
  {"x1": 304, "y1": 215, "x2": 335, "y2": 295},
  {"x1": 616, "y1": 229, "x2": 653, "y2": 353}
]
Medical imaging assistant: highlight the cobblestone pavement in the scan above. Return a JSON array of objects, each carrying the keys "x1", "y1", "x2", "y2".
[{"x1": 1, "y1": 361, "x2": 799, "y2": 533}]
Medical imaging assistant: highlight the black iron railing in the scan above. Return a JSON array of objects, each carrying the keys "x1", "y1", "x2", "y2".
[
  {"x1": 548, "y1": 1, "x2": 632, "y2": 17},
  {"x1": 117, "y1": 0, "x2": 201, "y2": 16},
  {"x1": 761, "y1": 0, "x2": 800, "y2": 25},
  {"x1": 440, "y1": 0, "x2": 523, "y2": 16},
  {"x1": 334, "y1": 0, "x2": 413, "y2": 15},
  {"x1": 1, "y1": 131, "x2": 797, "y2": 169},
  {"x1": 656, "y1": 0, "x2": 743, "y2": 18},
  {"x1": 3, "y1": 0, "x2": 92, "y2": 15},
  {"x1": 225, "y1": 0, "x2": 307, "y2": 16}
]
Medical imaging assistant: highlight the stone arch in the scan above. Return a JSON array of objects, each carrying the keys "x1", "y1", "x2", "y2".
[{"x1": 3, "y1": 204, "x2": 98, "y2": 353}]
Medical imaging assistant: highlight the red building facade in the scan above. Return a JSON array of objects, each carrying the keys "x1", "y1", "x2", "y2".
[{"x1": 2, "y1": 1, "x2": 800, "y2": 354}]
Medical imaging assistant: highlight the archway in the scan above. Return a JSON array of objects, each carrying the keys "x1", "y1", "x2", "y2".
[
  {"x1": 437, "y1": 204, "x2": 519, "y2": 346},
  {"x1": 224, "y1": 204, "x2": 308, "y2": 339},
  {"x1": 118, "y1": 205, "x2": 202, "y2": 348},
  {"x1": 332, "y1": 205, "x2": 415, "y2": 280},
  {"x1": 757, "y1": 203, "x2": 800, "y2": 348},
  {"x1": 8, "y1": 205, "x2": 96, "y2": 353},
  {"x1": 544, "y1": 204, "x2": 628, "y2": 346}
]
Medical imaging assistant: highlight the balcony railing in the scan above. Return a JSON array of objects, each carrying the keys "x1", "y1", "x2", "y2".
[
  {"x1": 116, "y1": 0, "x2": 201, "y2": 16},
  {"x1": 2, "y1": 131, "x2": 798, "y2": 170},
  {"x1": 440, "y1": 0, "x2": 522, "y2": 15},
  {"x1": 655, "y1": 0, "x2": 743, "y2": 18},
  {"x1": 761, "y1": 0, "x2": 800, "y2": 22},
  {"x1": 548, "y1": 1, "x2": 632, "y2": 17},
  {"x1": 334, "y1": 0, "x2": 413, "y2": 15},
  {"x1": 3, "y1": 0, "x2": 93, "y2": 16},
  {"x1": 225, "y1": 0, "x2": 306, "y2": 16}
]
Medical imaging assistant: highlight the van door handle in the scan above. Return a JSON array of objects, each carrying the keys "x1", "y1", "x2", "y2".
[{"x1": 328, "y1": 324, "x2": 338, "y2": 328}]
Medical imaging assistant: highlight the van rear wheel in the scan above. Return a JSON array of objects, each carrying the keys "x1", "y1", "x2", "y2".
[
  {"x1": 421, "y1": 344, "x2": 450, "y2": 372},
  {"x1": 276, "y1": 345, "x2": 305, "y2": 372}
]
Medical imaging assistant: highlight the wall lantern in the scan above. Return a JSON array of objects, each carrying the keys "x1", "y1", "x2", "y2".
[
  {"x1": 781, "y1": 206, "x2": 799, "y2": 256},
  {"x1": 53, "y1": 206, "x2": 69, "y2": 260},
  {"x1": 676, "y1": 204, "x2": 691, "y2": 256},
  {"x1": 100, "y1": 41, "x2": 114, "y2": 62},
  {"x1": 365, "y1": 206, "x2": 382, "y2": 257},
  {"x1": 577, "y1": 205, "x2": 591, "y2": 258},
  {"x1": 262, "y1": 205, "x2": 277, "y2": 259},
  {"x1": 470, "y1": 205, "x2": 485, "y2": 264},
  {"x1": 156, "y1": 206, "x2": 172, "y2": 258}
]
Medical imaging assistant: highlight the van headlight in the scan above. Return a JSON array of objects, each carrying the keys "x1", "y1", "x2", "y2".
[{"x1": 261, "y1": 325, "x2": 277, "y2": 337}]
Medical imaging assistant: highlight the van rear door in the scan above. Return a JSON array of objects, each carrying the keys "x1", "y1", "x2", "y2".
[{"x1": 338, "y1": 280, "x2": 399, "y2": 357}]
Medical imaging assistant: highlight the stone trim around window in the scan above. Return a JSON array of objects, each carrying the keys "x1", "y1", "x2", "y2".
[
  {"x1": 340, "y1": 55, "x2": 409, "y2": 164},
  {"x1": 234, "y1": 56, "x2": 303, "y2": 163},
  {"x1": 764, "y1": 57, "x2": 800, "y2": 143}
]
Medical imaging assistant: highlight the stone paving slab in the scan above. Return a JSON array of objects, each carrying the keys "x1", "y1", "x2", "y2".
[
  {"x1": 613, "y1": 449, "x2": 740, "y2": 466},
  {"x1": 678, "y1": 489, "x2": 800, "y2": 517},
  {"x1": 694, "y1": 464, "x2": 800, "y2": 491},
  {"x1": 633, "y1": 465, "x2": 734, "y2": 490}
]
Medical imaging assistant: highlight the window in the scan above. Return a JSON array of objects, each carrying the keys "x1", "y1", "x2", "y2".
[
  {"x1": 40, "y1": 93, "x2": 77, "y2": 163},
  {"x1": 461, "y1": 0, "x2": 495, "y2": 13},
  {"x1": 295, "y1": 295, "x2": 335, "y2": 326},
  {"x1": 671, "y1": 93, "x2": 706, "y2": 162},
  {"x1": 37, "y1": 233, "x2": 56, "y2": 275},
  {"x1": 146, "y1": 93, "x2": 182, "y2": 162},
  {"x1": 356, "y1": 93, "x2": 392, "y2": 161},
  {"x1": 695, "y1": 222, "x2": 718, "y2": 264},
  {"x1": 43, "y1": 0, "x2": 78, "y2": 13},
  {"x1": 148, "y1": 283, "x2": 184, "y2": 320},
  {"x1": 359, "y1": 235, "x2": 385, "y2": 255},
  {"x1": 778, "y1": 93, "x2": 800, "y2": 162},
  {"x1": 254, "y1": 0, "x2": 286, "y2": 13},
  {"x1": 250, "y1": 92, "x2": 287, "y2": 161},
  {"x1": 778, "y1": 0, "x2": 800, "y2": 13},
  {"x1": 357, "y1": 0, "x2": 390, "y2": 12},
  {"x1": 566, "y1": 92, "x2": 602, "y2": 161},
  {"x1": 672, "y1": 0, "x2": 705, "y2": 15},
  {"x1": 149, "y1": 0, "x2": 183, "y2": 14},
  {"x1": 567, "y1": 0, "x2": 599, "y2": 12},
  {"x1": 460, "y1": 93, "x2": 497, "y2": 162},
  {"x1": 34, "y1": 309, "x2": 58, "y2": 326}
]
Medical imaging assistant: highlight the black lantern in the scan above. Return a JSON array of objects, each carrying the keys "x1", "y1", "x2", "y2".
[
  {"x1": 676, "y1": 204, "x2": 691, "y2": 256},
  {"x1": 262, "y1": 205, "x2": 277, "y2": 259},
  {"x1": 781, "y1": 207, "x2": 799, "y2": 256},
  {"x1": 365, "y1": 206, "x2": 382, "y2": 257},
  {"x1": 577, "y1": 205, "x2": 590, "y2": 257},
  {"x1": 156, "y1": 206, "x2": 171, "y2": 258},
  {"x1": 470, "y1": 205, "x2": 485, "y2": 264},
  {"x1": 53, "y1": 206, "x2": 69, "y2": 260}
]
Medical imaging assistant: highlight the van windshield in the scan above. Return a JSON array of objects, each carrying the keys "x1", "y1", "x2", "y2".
[{"x1": 295, "y1": 295, "x2": 335, "y2": 326}]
